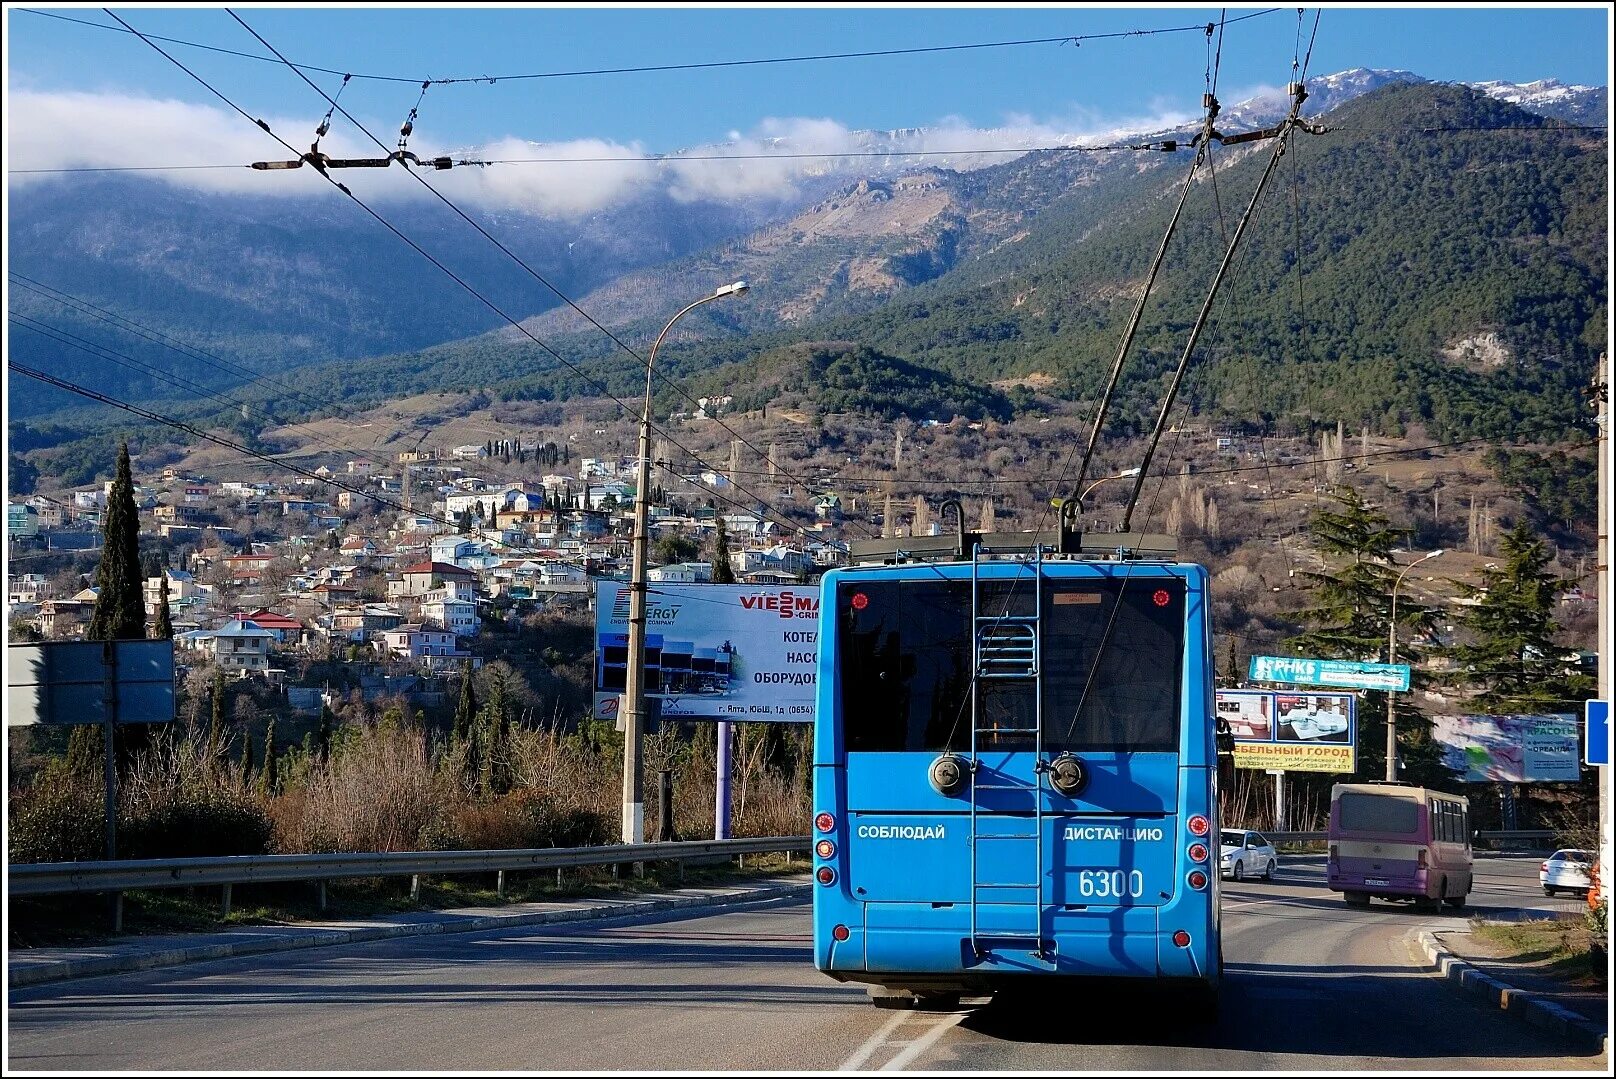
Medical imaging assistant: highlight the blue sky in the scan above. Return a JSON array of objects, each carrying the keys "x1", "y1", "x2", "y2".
[{"x1": 9, "y1": 4, "x2": 1611, "y2": 152}]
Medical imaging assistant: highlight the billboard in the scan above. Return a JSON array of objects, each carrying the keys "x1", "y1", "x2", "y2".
[
  {"x1": 1431, "y1": 713, "x2": 1581, "y2": 782},
  {"x1": 593, "y1": 581, "x2": 817, "y2": 722},
  {"x1": 1218, "y1": 689, "x2": 1357, "y2": 773},
  {"x1": 6, "y1": 640, "x2": 175, "y2": 726},
  {"x1": 1248, "y1": 655, "x2": 1410, "y2": 692}
]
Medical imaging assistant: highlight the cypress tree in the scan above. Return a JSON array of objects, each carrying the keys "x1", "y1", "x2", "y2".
[
  {"x1": 153, "y1": 574, "x2": 174, "y2": 640},
  {"x1": 452, "y1": 661, "x2": 478, "y2": 745},
  {"x1": 478, "y1": 670, "x2": 510, "y2": 796},
  {"x1": 87, "y1": 442, "x2": 146, "y2": 642},
  {"x1": 259, "y1": 718, "x2": 279, "y2": 795},
  {"x1": 65, "y1": 725, "x2": 102, "y2": 776},
  {"x1": 316, "y1": 703, "x2": 334, "y2": 763},
  {"x1": 208, "y1": 668, "x2": 227, "y2": 764},
  {"x1": 711, "y1": 516, "x2": 737, "y2": 584},
  {"x1": 240, "y1": 725, "x2": 255, "y2": 785}
]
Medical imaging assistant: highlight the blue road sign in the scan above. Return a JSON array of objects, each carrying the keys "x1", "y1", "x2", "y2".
[
  {"x1": 1587, "y1": 700, "x2": 1610, "y2": 767},
  {"x1": 1247, "y1": 655, "x2": 1411, "y2": 692}
]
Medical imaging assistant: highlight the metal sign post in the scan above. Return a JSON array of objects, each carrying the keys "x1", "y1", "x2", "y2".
[
  {"x1": 715, "y1": 720, "x2": 733, "y2": 840},
  {"x1": 101, "y1": 639, "x2": 119, "y2": 861}
]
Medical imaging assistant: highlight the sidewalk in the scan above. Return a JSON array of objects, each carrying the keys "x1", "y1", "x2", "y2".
[
  {"x1": 8, "y1": 877, "x2": 810, "y2": 988},
  {"x1": 1414, "y1": 919, "x2": 1608, "y2": 1055}
]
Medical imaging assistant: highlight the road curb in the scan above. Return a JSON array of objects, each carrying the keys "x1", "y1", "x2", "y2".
[
  {"x1": 1410, "y1": 929, "x2": 1607, "y2": 1056},
  {"x1": 9, "y1": 879, "x2": 810, "y2": 989}
]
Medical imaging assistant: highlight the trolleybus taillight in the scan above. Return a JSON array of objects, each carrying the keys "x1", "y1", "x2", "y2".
[
  {"x1": 1188, "y1": 843, "x2": 1208, "y2": 863},
  {"x1": 815, "y1": 812, "x2": 835, "y2": 833},
  {"x1": 1187, "y1": 870, "x2": 1208, "y2": 890},
  {"x1": 1187, "y1": 815, "x2": 1210, "y2": 837},
  {"x1": 817, "y1": 866, "x2": 837, "y2": 886},
  {"x1": 1172, "y1": 930, "x2": 1191, "y2": 948},
  {"x1": 833, "y1": 924, "x2": 850, "y2": 942},
  {"x1": 816, "y1": 839, "x2": 835, "y2": 859}
]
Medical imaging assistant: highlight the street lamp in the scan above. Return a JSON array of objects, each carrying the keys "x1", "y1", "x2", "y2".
[
  {"x1": 1078, "y1": 467, "x2": 1142, "y2": 514},
  {"x1": 622, "y1": 280, "x2": 749, "y2": 844},
  {"x1": 1386, "y1": 549, "x2": 1443, "y2": 781}
]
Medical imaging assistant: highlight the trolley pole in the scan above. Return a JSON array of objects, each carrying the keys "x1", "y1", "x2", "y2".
[{"x1": 1595, "y1": 351, "x2": 1610, "y2": 903}]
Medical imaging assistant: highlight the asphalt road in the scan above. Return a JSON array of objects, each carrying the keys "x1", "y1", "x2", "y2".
[{"x1": 7, "y1": 855, "x2": 1605, "y2": 1071}]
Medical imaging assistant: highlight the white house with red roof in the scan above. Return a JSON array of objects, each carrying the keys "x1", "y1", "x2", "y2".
[{"x1": 389, "y1": 560, "x2": 477, "y2": 601}]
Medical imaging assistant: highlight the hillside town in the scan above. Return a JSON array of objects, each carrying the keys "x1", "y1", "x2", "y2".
[{"x1": 7, "y1": 441, "x2": 857, "y2": 702}]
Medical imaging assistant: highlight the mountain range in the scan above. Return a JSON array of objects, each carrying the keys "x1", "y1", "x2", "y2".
[{"x1": 6, "y1": 69, "x2": 1609, "y2": 488}]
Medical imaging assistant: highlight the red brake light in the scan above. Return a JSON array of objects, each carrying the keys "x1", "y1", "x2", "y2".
[
  {"x1": 816, "y1": 839, "x2": 835, "y2": 859},
  {"x1": 1187, "y1": 815, "x2": 1210, "y2": 837},
  {"x1": 1188, "y1": 843, "x2": 1208, "y2": 863},
  {"x1": 815, "y1": 812, "x2": 835, "y2": 833},
  {"x1": 1172, "y1": 930, "x2": 1191, "y2": 948},
  {"x1": 816, "y1": 866, "x2": 837, "y2": 886},
  {"x1": 1187, "y1": 870, "x2": 1208, "y2": 890},
  {"x1": 1153, "y1": 589, "x2": 1171, "y2": 607},
  {"x1": 850, "y1": 592, "x2": 869, "y2": 611},
  {"x1": 833, "y1": 924, "x2": 850, "y2": 942}
]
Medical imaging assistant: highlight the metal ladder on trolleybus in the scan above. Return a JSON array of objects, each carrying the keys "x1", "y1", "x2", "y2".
[{"x1": 968, "y1": 544, "x2": 1048, "y2": 959}]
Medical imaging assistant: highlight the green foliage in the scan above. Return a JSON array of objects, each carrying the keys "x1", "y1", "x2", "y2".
[
  {"x1": 1446, "y1": 520, "x2": 1594, "y2": 711},
  {"x1": 1485, "y1": 447, "x2": 1597, "y2": 533},
  {"x1": 119, "y1": 787, "x2": 272, "y2": 859},
  {"x1": 153, "y1": 576, "x2": 174, "y2": 640},
  {"x1": 86, "y1": 442, "x2": 146, "y2": 642},
  {"x1": 259, "y1": 719, "x2": 279, "y2": 796},
  {"x1": 653, "y1": 535, "x2": 700, "y2": 566},
  {"x1": 8, "y1": 452, "x2": 38, "y2": 495},
  {"x1": 9, "y1": 771, "x2": 106, "y2": 863}
]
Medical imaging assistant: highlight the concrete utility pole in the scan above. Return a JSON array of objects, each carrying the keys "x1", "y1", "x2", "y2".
[{"x1": 623, "y1": 282, "x2": 748, "y2": 845}]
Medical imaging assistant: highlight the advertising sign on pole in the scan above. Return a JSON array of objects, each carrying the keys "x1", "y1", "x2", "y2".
[
  {"x1": 1247, "y1": 655, "x2": 1410, "y2": 692},
  {"x1": 1218, "y1": 689, "x2": 1357, "y2": 772},
  {"x1": 593, "y1": 581, "x2": 817, "y2": 722},
  {"x1": 1432, "y1": 713, "x2": 1581, "y2": 782},
  {"x1": 6, "y1": 640, "x2": 175, "y2": 726}
]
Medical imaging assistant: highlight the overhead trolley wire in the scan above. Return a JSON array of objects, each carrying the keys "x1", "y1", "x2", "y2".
[
  {"x1": 22, "y1": 7, "x2": 1282, "y2": 87},
  {"x1": 103, "y1": 8, "x2": 830, "y2": 546},
  {"x1": 225, "y1": 7, "x2": 876, "y2": 541}
]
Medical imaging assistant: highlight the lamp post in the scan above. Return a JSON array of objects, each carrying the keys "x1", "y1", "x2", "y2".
[
  {"x1": 622, "y1": 280, "x2": 748, "y2": 844},
  {"x1": 1386, "y1": 549, "x2": 1443, "y2": 781}
]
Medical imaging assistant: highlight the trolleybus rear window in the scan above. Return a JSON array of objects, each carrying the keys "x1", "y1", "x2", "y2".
[{"x1": 838, "y1": 578, "x2": 1184, "y2": 753}]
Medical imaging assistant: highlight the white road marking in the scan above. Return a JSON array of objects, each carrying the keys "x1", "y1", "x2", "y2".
[
  {"x1": 839, "y1": 1011, "x2": 913, "y2": 1071},
  {"x1": 880, "y1": 1011, "x2": 965, "y2": 1071},
  {"x1": 838, "y1": 1007, "x2": 968, "y2": 1071}
]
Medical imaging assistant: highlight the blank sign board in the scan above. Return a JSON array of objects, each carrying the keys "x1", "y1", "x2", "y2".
[{"x1": 6, "y1": 641, "x2": 175, "y2": 726}]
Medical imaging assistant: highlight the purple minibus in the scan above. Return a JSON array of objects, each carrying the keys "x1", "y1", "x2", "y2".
[{"x1": 1326, "y1": 782, "x2": 1472, "y2": 910}]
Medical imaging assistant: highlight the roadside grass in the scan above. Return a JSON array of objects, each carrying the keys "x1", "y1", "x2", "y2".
[
  {"x1": 1470, "y1": 917, "x2": 1608, "y2": 988},
  {"x1": 7, "y1": 852, "x2": 809, "y2": 950}
]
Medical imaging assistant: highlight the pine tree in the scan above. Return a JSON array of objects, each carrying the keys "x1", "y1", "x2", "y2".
[
  {"x1": 259, "y1": 718, "x2": 279, "y2": 795},
  {"x1": 87, "y1": 442, "x2": 146, "y2": 642},
  {"x1": 152, "y1": 574, "x2": 174, "y2": 640},
  {"x1": 711, "y1": 516, "x2": 737, "y2": 584},
  {"x1": 1447, "y1": 520, "x2": 1594, "y2": 712},
  {"x1": 1289, "y1": 487, "x2": 1446, "y2": 785}
]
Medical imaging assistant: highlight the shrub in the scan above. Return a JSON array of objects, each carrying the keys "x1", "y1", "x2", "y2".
[{"x1": 8, "y1": 771, "x2": 106, "y2": 864}]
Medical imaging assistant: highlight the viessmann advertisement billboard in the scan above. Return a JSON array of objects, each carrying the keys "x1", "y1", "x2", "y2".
[
  {"x1": 593, "y1": 581, "x2": 817, "y2": 722},
  {"x1": 1217, "y1": 689, "x2": 1357, "y2": 773}
]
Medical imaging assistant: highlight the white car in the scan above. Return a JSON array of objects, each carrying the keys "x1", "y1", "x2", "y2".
[
  {"x1": 1541, "y1": 849, "x2": 1594, "y2": 896},
  {"x1": 1220, "y1": 829, "x2": 1277, "y2": 882}
]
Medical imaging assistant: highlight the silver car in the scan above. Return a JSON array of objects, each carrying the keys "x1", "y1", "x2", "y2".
[
  {"x1": 1220, "y1": 829, "x2": 1278, "y2": 882},
  {"x1": 1541, "y1": 849, "x2": 1594, "y2": 896}
]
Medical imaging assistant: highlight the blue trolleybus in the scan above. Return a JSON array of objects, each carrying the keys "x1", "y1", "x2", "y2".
[{"x1": 811, "y1": 545, "x2": 1222, "y2": 1008}]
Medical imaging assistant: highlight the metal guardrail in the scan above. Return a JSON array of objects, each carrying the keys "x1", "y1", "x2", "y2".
[
  {"x1": 1262, "y1": 830, "x2": 1556, "y2": 846},
  {"x1": 8, "y1": 836, "x2": 811, "y2": 897}
]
